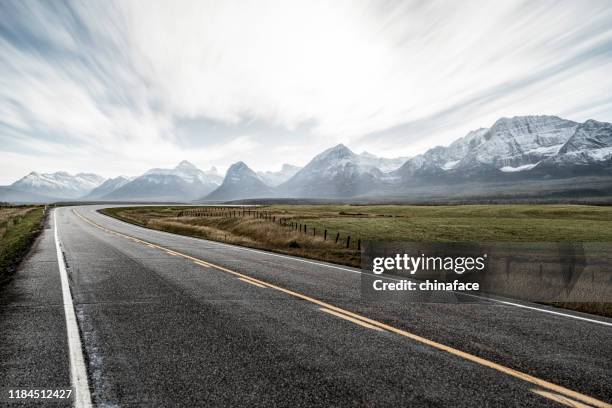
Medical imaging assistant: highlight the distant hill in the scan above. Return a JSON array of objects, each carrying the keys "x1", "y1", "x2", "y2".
[
  {"x1": 102, "y1": 161, "x2": 221, "y2": 202},
  {"x1": 203, "y1": 162, "x2": 274, "y2": 201},
  {"x1": 83, "y1": 176, "x2": 134, "y2": 200},
  {"x1": 10, "y1": 171, "x2": 105, "y2": 199},
  {"x1": 277, "y1": 144, "x2": 383, "y2": 198}
]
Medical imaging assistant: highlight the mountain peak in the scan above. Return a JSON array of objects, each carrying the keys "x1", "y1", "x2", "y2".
[
  {"x1": 491, "y1": 115, "x2": 574, "y2": 131},
  {"x1": 316, "y1": 143, "x2": 355, "y2": 161},
  {"x1": 229, "y1": 161, "x2": 249, "y2": 171},
  {"x1": 204, "y1": 161, "x2": 272, "y2": 201},
  {"x1": 226, "y1": 161, "x2": 259, "y2": 180},
  {"x1": 331, "y1": 143, "x2": 350, "y2": 152},
  {"x1": 175, "y1": 160, "x2": 197, "y2": 169}
]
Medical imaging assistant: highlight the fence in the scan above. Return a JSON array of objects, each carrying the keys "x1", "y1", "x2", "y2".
[{"x1": 177, "y1": 207, "x2": 361, "y2": 251}]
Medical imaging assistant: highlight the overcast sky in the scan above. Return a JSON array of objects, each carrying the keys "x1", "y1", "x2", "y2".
[{"x1": 1, "y1": 0, "x2": 612, "y2": 184}]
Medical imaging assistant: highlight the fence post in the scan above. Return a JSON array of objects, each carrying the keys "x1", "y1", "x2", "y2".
[
  {"x1": 313, "y1": 228, "x2": 315, "y2": 236},
  {"x1": 324, "y1": 230, "x2": 327, "y2": 240},
  {"x1": 346, "y1": 235, "x2": 351, "y2": 248},
  {"x1": 335, "y1": 232, "x2": 340, "y2": 243},
  {"x1": 357, "y1": 239, "x2": 361, "y2": 251}
]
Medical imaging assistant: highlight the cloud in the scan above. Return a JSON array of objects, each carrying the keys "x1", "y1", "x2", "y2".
[{"x1": 1, "y1": 0, "x2": 611, "y2": 183}]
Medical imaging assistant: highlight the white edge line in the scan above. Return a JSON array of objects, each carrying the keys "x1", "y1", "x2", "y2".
[
  {"x1": 54, "y1": 209, "x2": 93, "y2": 408},
  {"x1": 92, "y1": 207, "x2": 612, "y2": 327}
]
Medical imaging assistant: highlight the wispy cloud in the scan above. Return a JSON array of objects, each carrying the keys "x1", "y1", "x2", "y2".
[{"x1": 1, "y1": 0, "x2": 611, "y2": 183}]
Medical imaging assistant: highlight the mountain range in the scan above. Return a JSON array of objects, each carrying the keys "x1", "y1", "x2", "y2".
[{"x1": 2, "y1": 115, "x2": 611, "y2": 203}]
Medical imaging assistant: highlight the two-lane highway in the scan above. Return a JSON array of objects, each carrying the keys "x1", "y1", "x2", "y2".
[{"x1": 1, "y1": 206, "x2": 611, "y2": 407}]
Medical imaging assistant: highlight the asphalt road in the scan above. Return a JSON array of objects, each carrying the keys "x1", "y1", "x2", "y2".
[{"x1": 1, "y1": 205, "x2": 611, "y2": 407}]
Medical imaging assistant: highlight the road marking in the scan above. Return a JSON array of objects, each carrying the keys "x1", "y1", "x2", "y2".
[
  {"x1": 73, "y1": 208, "x2": 611, "y2": 408},
  {"x1": 94, "y1": 208, "x2": 612, "y2": 327},
  {"x1": 238, "y1": 277, "x2": 267, "y2": 288},
  {"x1": 531, "y1": 388, "x2": 594, "y2": 408},
  {"x1": 54, "y1": 210, "x2": 93, "y2": 408},
  {"x1": 466, "y1": 296, "x2": 612, "y2": 327},
  {"x1": 320, "y1": 308, "x2": 384, "y2": 331}
]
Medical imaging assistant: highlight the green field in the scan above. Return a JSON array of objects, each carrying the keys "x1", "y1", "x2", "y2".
[
  {"x1": 0, "y1": 206, "x2": 46, "y2": 284},
  {"x1": 269, "y1": 204, "x2": 612, "y2": 242}
]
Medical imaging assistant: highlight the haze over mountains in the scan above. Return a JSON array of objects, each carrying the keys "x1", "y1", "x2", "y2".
[{"x1": 2, "y1": 115, "x2": 611, "y2": 203}]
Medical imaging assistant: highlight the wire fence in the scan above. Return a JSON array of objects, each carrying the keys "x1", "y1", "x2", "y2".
[{"x1": 177, "y1": 207, "x2": 361, "y2": 251}]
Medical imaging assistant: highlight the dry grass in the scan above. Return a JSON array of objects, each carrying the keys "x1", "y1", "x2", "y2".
[
  {"x1": 0, "y1": 206, "x2": 45, "y2": 284},
  {"x1": 0, "y1": 207, "x2": 35, "y2": 239},
  {"x1": 102, "y1": 207, "x2": 361, "y2": 266}
]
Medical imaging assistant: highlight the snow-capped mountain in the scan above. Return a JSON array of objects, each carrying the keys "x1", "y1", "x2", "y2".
[
  {"x1": 258, "y1": 164, "x2": 302, "y2": 187},
  {"x1": 394, "y1": 115, "x2": 610, "y2": 184},
  {"x1": 84, "y1": 176, "x2": 134, "y2": 200},
  {"x1": 458, "y1": 116, "x2": 578, "y2": 172},
  {"x1": 10, "y1": 171, "x2": 105, "y2": 199},
  {"x1": 144, "y1": 160, "x2": 223, "y2": 185},
  {"x1": 203, "y1": 161, "x2": 274, "y2": 201},
  {"x1": 278, "y1": 144, "x2": 383, "y2": 198},
  {"x1": 2, "y1": 115, "x2": 610, "y2": 204},
  {"x1": 102, "y1": 161, "x2": 221, "y2": 202},
  {"x1": 543, "y1": 119, "x2": 612, "y2": 165}
]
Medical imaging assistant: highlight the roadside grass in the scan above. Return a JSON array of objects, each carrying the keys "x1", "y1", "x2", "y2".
[
  {"x1": 101, "y1": 206, "x2": 361, "y2": 266},
  {"x1": 0, "y1": 206, "x2": 46, "y2": 285},
  {"x1": 101, "y1": 204, "x2": 612, "y2": 317}
]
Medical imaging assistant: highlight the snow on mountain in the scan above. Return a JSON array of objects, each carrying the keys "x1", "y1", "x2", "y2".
[
  {"x1": 547, "y1": 119, "x2": 612, "y2": 164},
  {"x1": 394, "y1": 115, "x2": 610, "y2": 183},
  {"x1": 455, "y1": 116, "x2": 578, "y2": 171},
  {"x1": 84, "y1": 176, "x2": 134, "y2": 200},
  {"x1": 258, "y1": 164, "x2": 302, "y2": 186},
  {"x1": 357, "y1": 151, "x2": 410, "y2": 172},
  {"x1": 499, "y1": 163, "x2": 539, "y2": 173},
  {"x1": 204, "y1": 161, "x2": 274, "y2": 201},
  {"x1": 103, "y1": 161, "x2": 221, "y2": 202},
  {"x1": 11, "y1": 171, "x2": 105, "y2": 199},
  {"x1": 278, "y1": 144, "x2": 383, "y2": 198},
  {"x1": 145, "y1": 160, "x2": 223, "y2": 185}
]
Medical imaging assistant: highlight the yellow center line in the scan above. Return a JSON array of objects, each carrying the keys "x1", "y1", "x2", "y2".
[
  {"x1": 238, "y1": 277, "x2": 267, "y2": 288},
  {"x1": 531, "y1": 389, "x2": 595, "y2": 408},
  {"x1": 320, "y1": 308, "x2": 383, "y2": 332},
  {"x1": 72, "y1": 209, "x2": 611, "y2": 408}
]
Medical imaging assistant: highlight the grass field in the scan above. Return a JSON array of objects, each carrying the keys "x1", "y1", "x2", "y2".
[
  {"x1": 101, "y1": 204, "x2": 612, "y2": 316},
  {"x1": 0, "y1": 206, "x2": 46, "y2": 284}
]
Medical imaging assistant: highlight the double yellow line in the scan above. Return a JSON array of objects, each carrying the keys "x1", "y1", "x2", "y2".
[{"x1": 72, "y1": 209, "x2": 610, "y2": 408}]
